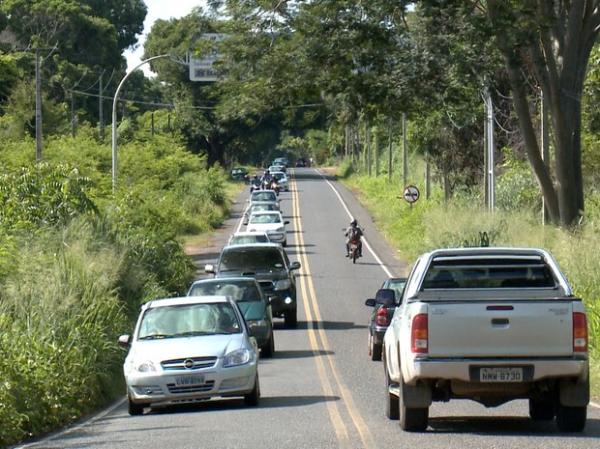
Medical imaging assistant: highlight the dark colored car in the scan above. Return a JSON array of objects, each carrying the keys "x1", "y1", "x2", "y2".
[
  {"x1": 364, "y1": 277, "x2": 407, "y2": 361},
  {"x1": 230, "y1": 167, "x2": 248, "y2": 181},
  {"x1": 188, "y1": 277, "x2": 275, "y2": 357},
  {"x1": 295, "y1": 158, "x2": 307, "y2": 167},
  {"x1": 205, "y1": 244, "x2": 301, "y2": 328}
]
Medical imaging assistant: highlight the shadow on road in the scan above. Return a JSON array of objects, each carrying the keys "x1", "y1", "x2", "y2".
[
  {"x1": 273, "y1": 320, "x2": 367, "y2": 331},
  {"x1": 428, "y1": 415, "x2": 600, "y2": 438},
  {"x1": 272, "y1": 349, "x2": 334, "y2": 359},
  {"x1": 258, "y1": 395, "x2": 340, "y2": 409}
]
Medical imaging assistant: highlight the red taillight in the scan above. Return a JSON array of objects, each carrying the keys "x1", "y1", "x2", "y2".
[
  {"x1": 411, "y1": 313, "x2": 428, "y2": 354},
  {"x1": 573, "y1": 312, "x2": 588, "y2": 353},
  {"x1": 375, "y1": 307, "x2": 388, "y2": 326}
]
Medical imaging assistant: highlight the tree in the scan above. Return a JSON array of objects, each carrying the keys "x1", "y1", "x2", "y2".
[{"x1": 482, "y1": 1, "x2": 598, "y2": 226}]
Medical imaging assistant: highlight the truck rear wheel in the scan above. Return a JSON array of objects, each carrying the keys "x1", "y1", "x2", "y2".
[
  {"x1": 556, "y1": 404, "x2": 586, "y2": 432},
  {"x1": 383, "y1": 356, "x2": 399, "y2": 420},
  {"x1": 399, "y1": 377, "x2": 428, "y2": 431}
]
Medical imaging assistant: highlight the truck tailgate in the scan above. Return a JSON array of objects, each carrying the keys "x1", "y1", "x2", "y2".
[{"x1": 428, "y1": 302, "x2": 573, "y2": 358}]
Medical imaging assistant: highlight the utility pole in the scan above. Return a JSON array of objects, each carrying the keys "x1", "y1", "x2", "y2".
[
  {"x1": 484, "y1": 87, "x2": 495, "y2": 211},
  {"x1": 541, "y1": 89, "x2": 549, "y2": 225},
  {"x1": 35, "y1": 48, "x2": 43, "y2": 161},
  {"x1": 425, "y1": 157, "x2": 431, "y2": 199},
  {"x1": 366, "y1": 119, "x2": 372, "y2": 176},
  {"x1": 374, "y1": 128, "x2": 380, "y2": 177},
  {"x1": 388, "y1": 118, "x2": 393, "y2": 181},
  {"x1": 99, "y1": 71, "x2": 104, "y2": 141},
  {"x1": 70, "y1": 91, "x2": 76, "y2": 137},
  {"x1": 402, "y1": 112, "x2": 408, "y2": 188}
]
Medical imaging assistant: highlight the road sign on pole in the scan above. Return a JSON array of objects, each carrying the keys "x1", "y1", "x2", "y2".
[
  {"x1": 403, "y1": 185, "x2": 420, "y2": 204},
  {"x1": 189, "y1": 33, "x2": 226, "y2": 82}
]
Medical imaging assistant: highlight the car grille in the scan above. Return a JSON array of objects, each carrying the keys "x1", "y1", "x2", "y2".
[
  {"x1": 258, "y1": 281, "x2": 274, "y2": 292},
  {"x1": 161, "y1": 357, "x2": 217, "y2": 371},
  {"x1": 167, "y1": 380, "x2": 215, "y2": 394}
]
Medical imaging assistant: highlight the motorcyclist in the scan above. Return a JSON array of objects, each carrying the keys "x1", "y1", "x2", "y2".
[{"x1": 345, "y1": 219, "x2": 363, "y2": 258}]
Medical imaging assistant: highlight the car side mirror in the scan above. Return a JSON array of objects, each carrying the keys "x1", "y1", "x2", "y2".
[
  {"x1": 290, "y1": 261, "x2": 301, "y2": 270},
  {"x1": 284, "y1": 221, "x2": 290, "y2": 225},
  {"x1": 118, "y1": 334, "x2": 131, "y2": 348},
  {"x1": 365, "y1": 298, "x2": 376, "y2": 307},
  {"x1": 205, "y1": 264, "x2": 215, "y2": 274}
]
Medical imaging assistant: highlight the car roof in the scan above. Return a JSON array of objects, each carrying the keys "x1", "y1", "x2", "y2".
[
  {"x1": 143, "y1": 295, "x2": 230, "y2": 310},
  {"x1": 222, "y1": 243, "x2": 282, "y2": 250},
  {"x1": 249, "y1": 210, "x2": 281, "y2": 215},
  {"x1": 251, "y1": 190, "x2": 276, "y2": 194},
  {"x1": 233, "y1": 231, "x2": 269, "y2": 236},
  {"x1": 190, "y1": 277, "x2": 258, "y2": 286}
]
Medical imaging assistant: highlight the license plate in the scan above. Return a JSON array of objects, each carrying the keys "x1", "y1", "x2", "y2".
[
  {"x1": 175, "y1": 375, "x2": 205, "y2": 386},
  {"x1": 480, "y1": 367, "x2": 523, "y2": 382}
]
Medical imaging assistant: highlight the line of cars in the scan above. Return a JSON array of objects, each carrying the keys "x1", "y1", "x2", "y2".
[{"x1": 119, "y1": 159, "x2": 299, "y2": 415}]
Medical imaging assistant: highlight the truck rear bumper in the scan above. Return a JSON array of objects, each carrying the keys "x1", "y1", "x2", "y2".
[{"x1": 408, "y1": 358, "x2": 588, "y2": 384}]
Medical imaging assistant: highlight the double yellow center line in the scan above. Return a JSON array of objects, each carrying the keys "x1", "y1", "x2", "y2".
[{"x1": 289, "y1": 170, "x2": 375, "y2": 449}]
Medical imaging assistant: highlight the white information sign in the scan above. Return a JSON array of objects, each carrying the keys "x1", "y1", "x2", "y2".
[
  {"x1": 189, "y1": 33, "x2": 226, "y2": 82},
  {"x1": 403, "y1": 185, "x2": 420, "y2": 204}
]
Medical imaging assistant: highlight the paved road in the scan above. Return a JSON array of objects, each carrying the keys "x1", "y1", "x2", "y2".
[{"x1": 19, "y1": 168, "x2": 600, "y2": 449}]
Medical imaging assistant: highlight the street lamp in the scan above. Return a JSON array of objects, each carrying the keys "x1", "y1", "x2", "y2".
[{"x1": 111, "y1": 54, "x2": 170, "y2": 193}]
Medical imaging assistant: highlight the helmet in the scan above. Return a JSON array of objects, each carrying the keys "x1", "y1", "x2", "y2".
[{"x1": 350, "y1": 219, "x2": 357, "y2": 226}]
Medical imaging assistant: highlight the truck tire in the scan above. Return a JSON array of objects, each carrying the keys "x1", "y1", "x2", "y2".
[
  {"x1": 529, "y1": 398, "x2": 555, "y2": 421},
  {"x1": 383, "y1": 356, "x2": 399, "y2": 420},
  {"x1": 556, "y1": 404, "x2": 586, "y2": 432},
  {"x1": 399, "y1": 376, "x2": 428, "y2": 431}
]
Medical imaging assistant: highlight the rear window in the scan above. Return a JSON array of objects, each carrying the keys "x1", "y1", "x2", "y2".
[
  {"x1": 231, "y1": 235, "x2": 269, "y2": 244},
  {"x1": 189, "y1": 280, "x2": 262, "y2": 302},
  {"x1": 252, "y1": 191, "x2": 277, "y2": 202},
  {"x1": 422, "y1": 257, "x2": 556, "y2": 289},
  {"x1": 219, "y1": 248, "x2": 285, "y2": 272}
]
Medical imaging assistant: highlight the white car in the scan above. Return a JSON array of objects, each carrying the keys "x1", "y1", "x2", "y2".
[
  {"x1": 271, "y1": 171, "x2": 289, "y2": 191},
  {"x1": 228, "y1": 231, "x2": 271, "y2": 245},
  {"x1": 246, "y1": 211, "x2": 289, "y2": 246},
  {"x1": 119, "y1": 296, "x2": 260, "y2": 415}
]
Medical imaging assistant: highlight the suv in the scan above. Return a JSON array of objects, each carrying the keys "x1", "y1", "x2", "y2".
[{"x1": 205, "y1": 244, "x2": 301, "y2": 327}]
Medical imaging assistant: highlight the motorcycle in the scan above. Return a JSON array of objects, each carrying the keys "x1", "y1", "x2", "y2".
[
  {"x1": 348, "y1": 237, "x2": 361, "y2": 264},
  {"x1": 250, "y1": 179, "x2": 261, "y2": 192},
  {"x1": 270, "y1": 180, "x2": 280, "y2": 195}
]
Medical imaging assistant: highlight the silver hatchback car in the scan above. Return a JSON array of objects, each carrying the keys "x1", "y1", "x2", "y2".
[{"x1": 119, "y1": 296, "x2": 260, "y2": 415}]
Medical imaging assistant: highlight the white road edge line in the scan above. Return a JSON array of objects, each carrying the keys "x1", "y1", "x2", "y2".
[
  {"x1": 316, "y1": 168, "x2": 600, "y2": 412},
  {"x1": 316, "y1": 169, "x2": 394, "y2": 278},
  {"x1": 14, "y1": 397, "x2": 127, "y2": 449}
]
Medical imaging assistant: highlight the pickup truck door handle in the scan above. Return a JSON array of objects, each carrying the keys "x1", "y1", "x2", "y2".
[{"x1": 491, "y1": 318, "x2": 509, "y2": 326}]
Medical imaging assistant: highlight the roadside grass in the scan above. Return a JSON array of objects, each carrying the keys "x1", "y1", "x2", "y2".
[
  {"x1": 0, "y1": 132, "x2": 238, "y2": 448},
  {"x1": 340, "y1": 169, "x2": 600, "y2": 399}
]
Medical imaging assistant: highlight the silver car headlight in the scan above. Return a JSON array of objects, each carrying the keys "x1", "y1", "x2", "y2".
[
  {"x1": 274, "y1": 279, "x2": 291, "y2": 291},
  {"x1": 135, "y1": 361, "x2": 157, "y2": 373},
  {"x1": 223, "y1": 348, "x2": 254, "y2": 367}
]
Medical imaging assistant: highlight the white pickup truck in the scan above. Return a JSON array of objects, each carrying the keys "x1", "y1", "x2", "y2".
[{"x1": 383, "y1": 248, "x2": 589, "y2": 432}]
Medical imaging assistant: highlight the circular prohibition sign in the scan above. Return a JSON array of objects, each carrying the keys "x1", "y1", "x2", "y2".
[{"x1": 402, "y1": 185, "x2": 420, "y2": 204}]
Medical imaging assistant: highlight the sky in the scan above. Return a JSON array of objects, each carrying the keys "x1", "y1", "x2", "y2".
[{"x1": 124, "y1": 0, "x2": 208, "y2": 76}]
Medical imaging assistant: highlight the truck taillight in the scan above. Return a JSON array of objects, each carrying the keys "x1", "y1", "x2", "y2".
[
  {"x1": 411, "y1": 313, "x2": 428, "y2": 354},
  {"x1": 375, "y1": 307, "x2": 388, "y2": 326},
  {"x1": 573, "y1": 312, "x2": 588, "y2": 353}
]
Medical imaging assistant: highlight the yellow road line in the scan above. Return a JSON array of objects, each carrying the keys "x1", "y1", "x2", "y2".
[
  {"x1": 290, "y1": 171, "x2": 350, "y2": 446},
  {"x1": 290, "y1": 171, "x2": 376, "y2": 449}
]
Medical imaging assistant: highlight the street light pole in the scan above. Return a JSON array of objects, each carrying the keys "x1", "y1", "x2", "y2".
[{"x1": 112, "y1": 54, "x2": 169, "y2": 193}]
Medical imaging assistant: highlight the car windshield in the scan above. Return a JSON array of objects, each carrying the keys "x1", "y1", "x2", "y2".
[
  {"x1": 252, "y1": 192, "x2": 277, "y2": 202},
  {"x1": 219, "y1": 248, "x2": 285, "y2": 272},
  {"x1": 137, "y1": 302, "x2": 241, "y2": 340},
  {"x1": 273, "y1": 173, "x2": 285, "y2": 180},
  {"x1": 189, "y1": 280, "x2": 262, "y2": 302},
  {"x1": 386, "y1": 279, "x2": 407, "y2": 300},
  {"x1": 250, "y1": 204, "x2": 277, "y2": 213},
  {"x1": 230, "y1": 235, "x2": 269, "y2": 244},
  {"x1": 249, "y1": 213, "x2": 281, "y2": 224}
]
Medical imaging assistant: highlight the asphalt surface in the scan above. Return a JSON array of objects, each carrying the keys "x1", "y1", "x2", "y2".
[{"x1": 17, "y1": 168, "x2": 600, "y2": 449}]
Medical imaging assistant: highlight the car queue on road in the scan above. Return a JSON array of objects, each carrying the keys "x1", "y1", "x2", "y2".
[{"x1": 119, "y1": 158, "x2": 299, "y2": 416}]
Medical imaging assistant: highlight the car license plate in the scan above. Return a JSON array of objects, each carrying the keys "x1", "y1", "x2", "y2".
[
  {"x1": 175, "y1": 375, "x2": 205, "y2": 386},
  {"x1": 480, "y1": 367, "x2": 523, "y2": 382}
]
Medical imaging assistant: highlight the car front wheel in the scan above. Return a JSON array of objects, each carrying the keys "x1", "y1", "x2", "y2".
[
  {"x1": 244, "y1": 374, "x2": 260, "y2": 406},
  {"x1": 128, "y1": 396, "x2": 144, "y2": 416}
]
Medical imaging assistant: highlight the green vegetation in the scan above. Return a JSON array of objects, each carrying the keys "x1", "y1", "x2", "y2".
[{"x1": 0, "y1": 126, "x2": 233, "y2": 446}]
